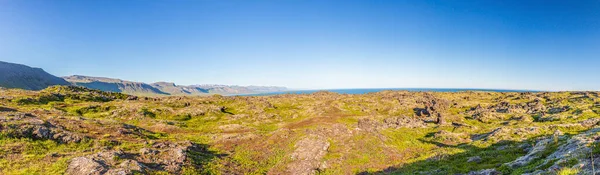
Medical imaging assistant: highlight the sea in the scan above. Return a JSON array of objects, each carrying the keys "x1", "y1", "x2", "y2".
[{"x1": 235, "y1": 88, "x2": 538, "y2": 96}]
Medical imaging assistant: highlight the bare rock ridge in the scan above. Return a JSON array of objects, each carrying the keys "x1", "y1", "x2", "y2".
[{"x1": 0, "y1": 61, "x2": 70, "y2": 90}]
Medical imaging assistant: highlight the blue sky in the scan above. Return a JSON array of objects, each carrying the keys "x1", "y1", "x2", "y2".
[{"x1": 1, "y1": 0, "x2": 599, "y2": 91}]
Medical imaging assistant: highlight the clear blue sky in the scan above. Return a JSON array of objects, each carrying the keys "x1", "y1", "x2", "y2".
[{"x1": 1, "y1": 0, "x2": 599, "y2": 91}]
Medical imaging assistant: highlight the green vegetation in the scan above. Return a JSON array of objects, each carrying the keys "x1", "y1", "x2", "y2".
[{"x1": 2, "y1": 86, "x2": 600, "y2": 174}]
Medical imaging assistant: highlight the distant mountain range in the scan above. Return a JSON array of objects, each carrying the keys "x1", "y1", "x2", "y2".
[
  {"x1": 63, "y1": 75, "x2": 287, "y2": 96},
  {"x1": 0, "y1": 61, "x2": 287, "y2": 96}
]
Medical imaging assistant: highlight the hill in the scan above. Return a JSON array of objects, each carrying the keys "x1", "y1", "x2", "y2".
[{"x1": 0, "y1": 61, "x2": 70, "y2": 90}]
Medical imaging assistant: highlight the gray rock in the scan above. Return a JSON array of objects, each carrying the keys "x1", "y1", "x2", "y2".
[
  {"x1": 66, "y1": 141, "x2": 201, "y2": 175},
  {"x1": 504, "y1": 137, "x2": 553, "y2": 168},
  {"x1": 467, "y1": 169, "x2": 501, "y2": 175},
  {"x1": 579, "y1": 118, "x2": 600, "y2": 128},
  {"x1": 467, "y1": 156, "x2": 482, "y2": 163},
  {"x1": 118, "y1": 160, "x2": 146, "y2": 173},
  {"x1": 358, "y1": 116, "x2": 427, "y2": 132},
  {"x1": 1, "y1": 115, "x2": 85, "y2": 143},
  {"x1": 65, "y1": 157, "x2": 107, "y2": 175}
]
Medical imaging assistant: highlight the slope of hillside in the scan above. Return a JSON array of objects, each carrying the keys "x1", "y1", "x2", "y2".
[{"x1": 0, "y1": 61, "x2": 70, "y2": 90}]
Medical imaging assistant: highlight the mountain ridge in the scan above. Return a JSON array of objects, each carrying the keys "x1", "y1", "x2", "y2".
[
  {"x1": 0, "y1": 61, "x2": 70, "y2": 90},
  {"x1": 62, "y1": 75, "x2": 287, "y2": 96},
  {"x1": 0, "y1": 61, "x2": 287, "y2": 96}
]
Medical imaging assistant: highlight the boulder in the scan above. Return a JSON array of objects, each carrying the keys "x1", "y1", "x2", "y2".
[{"x1": 66, "y1": 157, "x2": 107, "y2": 175}]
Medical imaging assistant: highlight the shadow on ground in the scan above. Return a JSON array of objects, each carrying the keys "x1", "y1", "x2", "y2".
[{"x1": 356, "y1": 131, "x2": 567, "y2": 175}]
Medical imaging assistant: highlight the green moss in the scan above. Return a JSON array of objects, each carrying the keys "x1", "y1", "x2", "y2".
[
  {"x1": 0, "y1": 138, "x2": 94, "y2": 174},
  {"x1": 557, "y1": 167, "x2": 579, "y2": 175},
  {"x1": 230, "y1": 147, "x2": 286, "y2": 174}
]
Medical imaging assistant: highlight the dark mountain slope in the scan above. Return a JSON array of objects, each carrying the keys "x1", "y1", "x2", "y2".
[{"x1": 0, "y1": 61, "x2": 70, "y2": 90}]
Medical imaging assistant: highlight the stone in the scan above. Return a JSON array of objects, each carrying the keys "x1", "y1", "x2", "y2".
[
  {"x1": 467, "y1": 156, "x2": 482, "y2": 163},
  {"x1": 66, "y1": 157, "x2": 107, "y2": 175},
  {"x1": 118, "y1": 160, "x2": 145, "y2": 173},
  {"x1": 1, "y1": 115, "x2": 84, "y2": 143},
  {"x1": 66, "y1": 141, "x2": 203, "y2": 174},
  {"x1": 467, "y1": 169, "x2": 501, "y2": 175},
  {"x1": 504, "y1": 137, "x2": 553, "y2": 168}
]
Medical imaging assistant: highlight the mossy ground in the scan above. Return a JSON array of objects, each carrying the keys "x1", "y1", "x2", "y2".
[{"x1": 1, "y1": 86, "x2": 599, "y2": 174}]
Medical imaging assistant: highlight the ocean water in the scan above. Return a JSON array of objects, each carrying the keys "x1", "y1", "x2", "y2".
[{"x1": 236, "y1": 88, "x2": 537, "y2": 96}]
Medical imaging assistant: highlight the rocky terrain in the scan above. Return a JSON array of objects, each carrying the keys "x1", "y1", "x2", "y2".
[
  {"x1": 2, "y1": 86, "x2": 600, "y2": 174},
  {"x1": 0, "y1": 61, "x2": 70, "y2": 90}
]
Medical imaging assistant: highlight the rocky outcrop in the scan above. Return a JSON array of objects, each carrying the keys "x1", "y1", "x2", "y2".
[
  {"x1": 467, "y1": 169, "x2": 501, "y2": 175},
  {"x1": 66, "y1": 141, "x2": 205, "y2": 175},
  {"x1": 287, "y1": 136, "x2": 330, "y2": 175},
  {"x1": 522, "y1": 128, "x2": 600, "y2": 175},
  {"x1": 493, "y1": 101, "x2": 526, "y2": 114},
  {"x1": 578, "y1": 118, "x2": 600, "y2": 128},
  {"x1": 66, "y1": 157, "x2": 107, "y2": 175},
  {"x1": 415, "y1": 95, "x2": 450, "y2": 125},
  {"x1": 382, "y1": 117, "x2": 428, "y2": 128},
  {"x1": 358, "y1": 116, "x2": 427, "y2": 131},
  {"x1": 525, "y1": 99, "x2": 547, "y2": 114},
  {"x1": 504, "y1": 137, "x2": 554, "y2": 168},
  {"x1": 0, "y1": 113, "x2": 84, "y2": 143},
  {"x1": 469, "y1": 105, "x2": 503, "y2": 123},
  {"x1": 481, "y1": 127, "x2": 542, "y2": 142},
  {"x1": 547, "y1": 106, "x2": 570, "y2": 114},
  {"x1": 469, "y1": 99, "x2": 550, "y2": 123}
]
